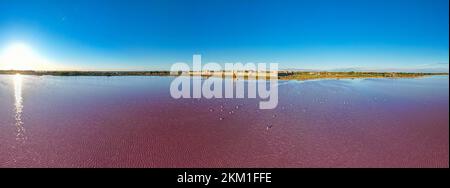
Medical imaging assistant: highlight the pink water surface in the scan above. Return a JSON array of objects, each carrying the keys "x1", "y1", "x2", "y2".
[{"x1": 0, "y1": 75, "x2": 448, "y2": 167}]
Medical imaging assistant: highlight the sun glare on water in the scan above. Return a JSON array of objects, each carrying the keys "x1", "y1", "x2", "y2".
[{"x1": 0, "y1": 42, "x2": 54, "y2": 71}]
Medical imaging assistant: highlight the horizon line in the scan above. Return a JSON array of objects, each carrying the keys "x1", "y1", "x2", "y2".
[{"x1": 0, "y1": 69, "x2": 448, "y2": 74}]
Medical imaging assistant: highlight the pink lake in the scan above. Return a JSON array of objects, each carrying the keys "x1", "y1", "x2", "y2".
[{"x1": 0, "y1": 75, "x2": 448, "y2": 167}]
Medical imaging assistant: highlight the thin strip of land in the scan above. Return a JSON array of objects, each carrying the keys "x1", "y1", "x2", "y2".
[
  {"x1": 277, "y1": 71, "x2": 448, "y2": 80},
  {"x1": 0, "y1": 70, "x2": 447, "y2": 80}
]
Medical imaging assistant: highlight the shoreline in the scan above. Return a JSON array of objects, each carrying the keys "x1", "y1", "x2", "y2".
[{"x1": 0, "y1": 70, "x2": 448, "y2": 81}]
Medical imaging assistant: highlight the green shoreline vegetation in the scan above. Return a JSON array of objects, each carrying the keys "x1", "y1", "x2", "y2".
[
  {"x1": 0, "y1": 70, "x2": 447, "y2": 80},
  {"x1": 277, "y1": 71, "x2": 448, "y2": 80}
]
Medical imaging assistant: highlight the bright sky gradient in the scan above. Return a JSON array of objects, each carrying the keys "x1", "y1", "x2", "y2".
[{"x1": 0, "y1": 0, "x2": 448, "y2": 71}]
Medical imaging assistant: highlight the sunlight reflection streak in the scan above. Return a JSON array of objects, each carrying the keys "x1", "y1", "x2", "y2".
[{"x1": 14, "y1": 74, "x2": 26, "y2": 142}]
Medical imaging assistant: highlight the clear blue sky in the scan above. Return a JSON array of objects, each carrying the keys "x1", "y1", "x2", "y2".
[{"x1": 0, "y1": 0, "x2": 448, "y2": 71}]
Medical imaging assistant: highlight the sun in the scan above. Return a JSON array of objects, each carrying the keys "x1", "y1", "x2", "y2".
[{"x1": 0, "y1": 42, "x2": 47, "y2": 70}]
